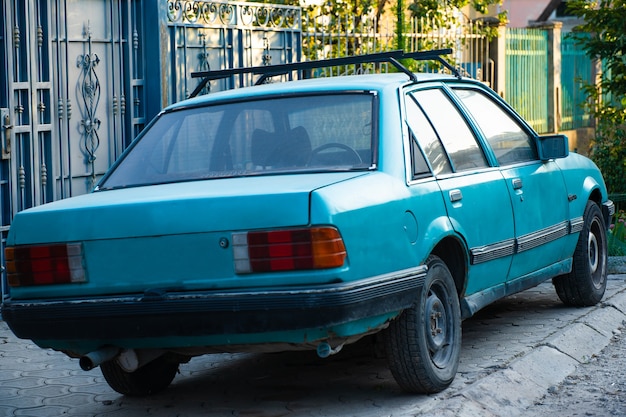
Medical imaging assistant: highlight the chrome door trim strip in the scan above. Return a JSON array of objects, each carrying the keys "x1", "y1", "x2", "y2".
[
  {"x1": 470, "y1": 239, "x2": 516, "y2": 264},
  {"x1": 470, "y1": 218, "x2": 584, "y2": 265},
  {"x1": 516, "y1": 221, "x2": 569, "y2": 253}
]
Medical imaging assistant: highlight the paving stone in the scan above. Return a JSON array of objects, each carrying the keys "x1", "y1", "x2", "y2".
[
  {"x1": 0, "y1": 394, "x2": 45, "y2": 409},
  {"x1": 0, "y1": 406, "x2": 15, "y2": 417},
  {"x1": 14, "y1": 405, "x2": 70, "y2": 416},
  {"x1": 1, "y1": 376, "x2": 46, "y2": 389},
  {"x1": 20, "y1": 383, "x2": 70, "y2": 399},
  {"x1": 44, "y1": 392, "x2": 98, "y2": 407},
  {"x1": 0, "y1": 370, "x2": 19, "y2": 380}
]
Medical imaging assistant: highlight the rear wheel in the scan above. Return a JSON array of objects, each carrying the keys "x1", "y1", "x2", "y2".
[
  {"x1": 384, "y1": 255, "x2": 461, "y2": 393},
  {"x1": 100, "y1": 354, "x2": 179, "y2": 396},
  {"x1": 553, "y1": 200, "x2": 608, "y2": 306}
]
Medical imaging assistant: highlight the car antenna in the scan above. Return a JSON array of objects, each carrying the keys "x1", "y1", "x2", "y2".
[{"x1": 189, "y1": 48, "x2": 457, "y2": 98}]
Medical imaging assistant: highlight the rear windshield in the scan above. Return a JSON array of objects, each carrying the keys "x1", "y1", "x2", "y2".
[{"x1": 99, "y1": 93, "x2": 376, "y2": 190}]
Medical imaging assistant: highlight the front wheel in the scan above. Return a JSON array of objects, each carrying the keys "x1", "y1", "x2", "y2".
[
  {"x1": 383, "y1": 255, "x2": 461, "y2": 393},
  {"x1": 100, "y1": 354, "x2": 179, "y2": 396},
  {"x1": 553, "y1": 200, "x2": 608, "y2": 306}
]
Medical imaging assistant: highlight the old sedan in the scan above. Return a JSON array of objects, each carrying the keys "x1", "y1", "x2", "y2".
[{"x1": 1, "y1": 50, "x2": 613, "y2": 396}]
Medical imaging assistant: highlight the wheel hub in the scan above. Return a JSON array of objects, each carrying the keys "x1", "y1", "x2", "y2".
[
  {"x1": 588, "y1": 228, "x2": 598, "y2": 274},
  {"x1": 426, "y1": 292, "x2": 447, "y2": 352}
]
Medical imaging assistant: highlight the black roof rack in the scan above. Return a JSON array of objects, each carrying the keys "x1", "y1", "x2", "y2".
[{"x1": 189, "y1": 48, "x2": 458, "y2": 98}]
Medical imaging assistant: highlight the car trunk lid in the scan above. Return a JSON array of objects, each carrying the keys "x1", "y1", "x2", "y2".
[
  {"x1": 6, "y1": 173, "x2": 366, "y2": 298},
  {"x1": 10, "y1": 173, "x2": 366, "y2": 244}
]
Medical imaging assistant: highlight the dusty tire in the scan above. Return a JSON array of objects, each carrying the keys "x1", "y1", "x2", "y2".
[
  {"x1": 100, "y1": 354, "x2": 179, "y2": 396},
  {"x1": 384, "y1": 255, "x2": 461, "y2": 393},
  {"x1": 553, "y1": 201, "x2": 608, "y2": 306}
]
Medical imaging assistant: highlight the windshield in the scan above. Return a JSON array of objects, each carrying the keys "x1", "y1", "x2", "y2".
[{"x1": 99, "y1": 93, "x2": 376, "y2": 190}]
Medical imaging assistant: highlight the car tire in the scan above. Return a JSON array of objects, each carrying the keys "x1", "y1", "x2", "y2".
[
  {"x1": 553, "y1": 200, "x2": 608, "y2": 307},
  {"x1": 100, "y1": 354, "x2": 179, "y2": 396},
  {"x1": 383, "y1": 255, "x2": 461, "y2": 393}
]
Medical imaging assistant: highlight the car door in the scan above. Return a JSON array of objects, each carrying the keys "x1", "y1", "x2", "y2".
[
  {"x1": 405, "y1": 87, "x2": 516, "y2": 296},
  {"x1": 451, "y1": 87, "x2": 571, "y2": 282}
]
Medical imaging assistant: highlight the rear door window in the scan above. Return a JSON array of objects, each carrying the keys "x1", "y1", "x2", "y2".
[
  {"x1": 410, "y1": 89, "x2": 488, "y2": 172},
  {"x1": 404, "y1": 94, "x2": 451, "y2": 176}
]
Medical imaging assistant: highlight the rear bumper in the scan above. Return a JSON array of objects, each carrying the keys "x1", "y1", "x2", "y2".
[{"x1": 2, "y1": 266, "x2": 426, "y2": 343}]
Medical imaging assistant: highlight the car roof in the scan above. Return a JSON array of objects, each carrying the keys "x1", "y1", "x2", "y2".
[{"x1": 167, "y1": 72, "x2": 462, "y2": 111}]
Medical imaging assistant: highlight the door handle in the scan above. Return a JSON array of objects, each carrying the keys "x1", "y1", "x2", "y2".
[
  {"x1": 449, "y1": 189, "x2": 463, "y2": 202},
  {"x1": 512, "y1": 178, "x2": 523, "y2": 190},
  {"x1": 1, "y1": 111, "x2": 11, "y2": 160}
]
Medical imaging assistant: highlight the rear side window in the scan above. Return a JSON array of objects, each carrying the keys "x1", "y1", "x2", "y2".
[
  {"x1": 453, "y1": 88, "x2": 538, "y2": 165},
  {"x1": 411, "y1": 89, "x2": 488, "y2": 172},
  {"x1": 405, "y1": 94, "x2": 451, "y2": 176}
]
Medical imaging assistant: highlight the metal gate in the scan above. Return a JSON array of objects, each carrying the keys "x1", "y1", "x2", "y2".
[
  {"x1": 505, "y1": 28, "x2": 550, "y2": 133},
  {"x1": 0, "y1": 0, "x2": 148, "y2": 300},
  {"x1": 164, "y1": 1, "x2": 301, "y2": 99},
  {"x1": 0, "y1": 0, "x2": 302, "y2": 301},
  {"x1": 1, "y1": 0, "x2": 146, "y2": 207}
]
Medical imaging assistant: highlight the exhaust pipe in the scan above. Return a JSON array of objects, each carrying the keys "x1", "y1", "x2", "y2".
[
  {"x1": 79, "y1": 346, "x2": 120, "y2": 371},
  {"x1": 316, "y1": 342, "x2": 344, "y2": 358},
  {"x1": 116, "y1": 348, "x2": 165, "y2": 372}
]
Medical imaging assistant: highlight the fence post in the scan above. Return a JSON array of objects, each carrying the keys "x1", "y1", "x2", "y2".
[
  {"x1": 530, "y1": 21, "x2": 562, "y2": 134},
  {"x1": 487, "y1": 21, "x2": 507, "y2": 97}
]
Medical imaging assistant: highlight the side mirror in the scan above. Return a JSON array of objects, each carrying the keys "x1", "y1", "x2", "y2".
[{"x1": 538, "y1": 134, "x2": 569, "y2": 161}]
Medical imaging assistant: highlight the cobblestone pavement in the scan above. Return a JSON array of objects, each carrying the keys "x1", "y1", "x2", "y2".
[{"x1": 2, "y1": 274, "x2": 626, "y2": 417}]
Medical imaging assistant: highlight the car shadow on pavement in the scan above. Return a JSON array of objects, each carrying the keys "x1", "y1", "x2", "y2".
[
  {"x1": 104, "y1": 339, "x2": 428, "y2": 417},
  {"x1": 173, "y1": 340, "x2": 397, "y2": 396}
]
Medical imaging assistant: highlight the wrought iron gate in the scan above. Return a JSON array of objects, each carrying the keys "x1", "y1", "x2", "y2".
[
  {"x1": 0, "y1": 0, "x2": 148, "y2": 300},
  {"x1": 2, "y1": 0, "x2": 146, "y2": 208},
  {"x1": 165, "y1": 1, "x2": 301, "y2": 99},
  {"x1": 0, "y1": 1, "x2": 10, "y2": 300},
  {"x1": 0, "y1": 0, "x2": 302, "y2": 301}
]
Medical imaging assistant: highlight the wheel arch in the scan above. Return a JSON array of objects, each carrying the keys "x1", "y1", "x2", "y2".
[
  {"x1": 431, "y1": 236, "x2": 468, "y2": 298},
  {"x1": 587, "y1": 185, "x2": 613, "y2": 228},
  {"x1": 588, "y1": 187, "x2": 602, "y2": 207}
]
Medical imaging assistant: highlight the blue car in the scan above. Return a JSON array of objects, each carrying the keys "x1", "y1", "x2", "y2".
[{"x1": 2, "y1": 50, "x2": 613, "y2": 396}]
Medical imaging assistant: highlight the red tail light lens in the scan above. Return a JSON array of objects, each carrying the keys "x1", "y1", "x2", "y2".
[
  {"x1": 5, "y1": 243, "x2": 86, "y2": 287},
  {"x1": 233, "y1": 227, "x2": 347, "y2": 273}
]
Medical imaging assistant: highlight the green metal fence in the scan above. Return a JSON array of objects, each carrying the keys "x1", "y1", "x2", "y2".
[
  {"x1": 505, "y1": 28, "x2": 549, "y2": 133},
  {"x1": 561, "y1": 34, "x2": 593, "y2": 130}
]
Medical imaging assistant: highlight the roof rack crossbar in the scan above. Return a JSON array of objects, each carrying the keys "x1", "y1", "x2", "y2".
[
  {"x1": 189, "y1": 48, "x2": 456, "y2": 98},
  {"x1": 388, "y1": 57, "x2": 418, "y2": 83},
  {"x1": 255, "y1": 71, "x2": 290, "y2": 86},
  {"x1": 401, "y1": 49, "x2": 461, "y2": 79}
]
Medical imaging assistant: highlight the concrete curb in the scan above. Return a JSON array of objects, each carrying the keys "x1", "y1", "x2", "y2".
[
  {"x1": 420, "y1": 284, "x2": 626, "y2": 417},
  {"x1": 609, "y1": 256, "x2": 626, "y2": 274}
]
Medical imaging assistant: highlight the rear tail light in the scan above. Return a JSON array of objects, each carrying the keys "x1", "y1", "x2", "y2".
[
  {"x1": 233, "y1": 227, "x2": 347, "y2": 273},
  {"x1": 5, "y1": 243, "x2": 86, "y2": 287}
]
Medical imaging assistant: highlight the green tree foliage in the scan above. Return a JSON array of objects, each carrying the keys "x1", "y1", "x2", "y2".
[
  {"x1": 299, "y1": 0, "x2": 506, "y2": 74},
  {"x1": 402, "y1": 0, "x2": 505, "y2": 71},
  {"x1": 567, "y1": 0, "x2": 626, "y2": 194},
  {"x1": 406, "y1": 0, "x2": 506, "y2": 43},
  {"x1": 407, "y1": 0, "x2": 505, "y2": 23}
]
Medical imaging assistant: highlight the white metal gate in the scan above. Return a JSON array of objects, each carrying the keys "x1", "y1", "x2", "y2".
[
  {"x1": 1, "y1": 0, "x2": 145, "y2": 209},
  {"x1": 0, "y1": 0, "x2": 147, "y2": 300}
]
